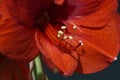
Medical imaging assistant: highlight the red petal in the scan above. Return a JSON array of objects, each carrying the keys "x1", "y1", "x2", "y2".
[
  {"x1": 68, "y1": 0, "x2": 118, "y2": 28},
  {"x1": 117, "y1": 14, "x2": 120, "y2": 50},
  {"x1": 42, "y1": 55, "x2": 57, "y2": 72},
  {"x1": 0, "y1": 0, "x2": 60, "y2": 63},
  {"x1": 0, "y1": 24, "x2": 39, "y2": 62},
  {"x1": 64, "y1": 14, "x2": 119, "y2": 74},
  {"x1": 48, "y1": 0, "x2": 118, "y2": 28},
  {"x1": 54, "y1": 0, "x2": 65, "y2": 5},
  {"x1": 2, "y1": 0, "x2": 48, "y2": 26},
  {"x1": 0, "y1": 55, "x2": 29, "y2": 80},
  {"x1": 47, "y1": 0, "x2": 119, "y2": 74},
  {"x1": 0, "y1": 1, "x2": 40, "y2": 62},
  {"x1": 35, "y1": 21, "x2": 78, "y2": 75}
]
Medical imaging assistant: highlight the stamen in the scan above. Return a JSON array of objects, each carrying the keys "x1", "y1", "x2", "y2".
[
  {"x1": 58, "y1": 30, "x2": 64, "y2": 35},
  {"x1": 73, "y1": 25, "x2": 77, "y2": 29},
  {"x1": 77, "y1": 27, "x2": 83, "y2": 32},
  {"x1": 69, "y1": 36, "x2": 73, "y2": 40},
  {"x1": 79, "y1": 40, "x2": 84, "y2": 46},
  {"x1": 68, "y1": 21, "x2": 83, "y2": 32},
  {"x1": 57, "y1": 34, "x2": 61, "y2": 38},
  {"x1": 61, "y1": 26, "x2": 67, "y2": 30},
  {"x1": 114, "y1": 57, "x2": 117, "y2": 60},
  {"x1": 63, "y1": 35, "x2": 68, "y2": 40}
]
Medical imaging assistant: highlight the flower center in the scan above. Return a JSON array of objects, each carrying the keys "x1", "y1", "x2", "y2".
[{"x1": 56, "y1": 23, "x2": 84, "y2": 56}]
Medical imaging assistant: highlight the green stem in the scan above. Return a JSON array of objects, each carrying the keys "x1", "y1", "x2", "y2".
[{"x1": 32, "y1": 55, "x2": 45, "y2": 80}]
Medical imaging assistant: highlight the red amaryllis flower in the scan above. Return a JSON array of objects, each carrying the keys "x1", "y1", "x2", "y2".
[
  {"x1": 0, "y1": 0, "x2": 119, "y2": 80},
  {"x1": 37, "y1": 0, "x2": 120, "y2": 75},
  {"x1": 0, "y1": 0, "x2": 53, "y2": 80}
]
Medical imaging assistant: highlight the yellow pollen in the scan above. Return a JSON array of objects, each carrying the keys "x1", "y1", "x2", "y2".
[
  {"x1": 58, "y1": 30, "x2": 64, "y2": 35},
  {"x1": 73, "y1": 25, "x2": 77, "y2": 29},
  {"x1": 69, "y1": 36, "x2": 73, "y2": 40},
  {"x1": 63, "y1": 35, "x2": 68, "y2": 40},
  {"x1": 61, "y1": 26, "x2": 67, "y2": 30},
  {"x1": 57, "y1": 34, "x2": 61, "y2": 38}
]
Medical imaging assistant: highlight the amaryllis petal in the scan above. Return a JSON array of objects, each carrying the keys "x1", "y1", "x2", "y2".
[
  {"x1": 3, "y1": 0, "x2": 46, "y2": 26},
  {"x1": 35, "y1": 30, "x2": 78, "y2": 76},
  {"x1": 17, "y1": 63, "x2": 30, "y2": 80},
  {"x1": 75, "y1": 40, "x2": 112, "y2": 74},
  {"x1": 0, "y1": 22, "x2": 39, "y2": 62},
  {"x1": 0, "y1": 55, "x2": 29, "y2": 80},
  {"x1": 54, "y1": 0, "x2": 65, "y2": 5},
  {"x1": 67, "y1": 0, "x2": 118, "y2": 28},
  {"x1": 0, "y1": 0, "x2": 42, "y2": 62},
  {"x1": 42, "y1": 56, "x2": 57, "y2": 72},
  {"x1": 48, "y1": 0, "x2": 118, "y2": 28},
  {"x1": 35, "y1": 17, "x2": 78, "y2": 75},
  {"x1": 46, "y1": 0, "x2": 120, "y2": 74},
  {"x1": 64, "y1": 13, "x2": 120, "y2": 60},
  {"x1": 117, "y1": 14, "x2": 120, "y2": 50}
]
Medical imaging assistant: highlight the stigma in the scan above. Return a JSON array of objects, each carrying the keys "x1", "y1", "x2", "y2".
[{"x1": 114, "y1": 57, "x2": 117, "y2": 61}]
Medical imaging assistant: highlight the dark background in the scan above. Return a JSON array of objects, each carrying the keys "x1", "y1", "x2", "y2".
[
  {"x1": 44, "y1": 53, "x2": 120, "y2": 80},
  {"x1": 44, "y1": 1, "x2": 120, "y2": 80}
]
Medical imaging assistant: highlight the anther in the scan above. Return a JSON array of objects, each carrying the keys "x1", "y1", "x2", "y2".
[
  {"x1": 114, "y1": 57, "x2": 117, "y2": 60},
  {"x1": 61, "y1": 26, "x2": 67, "y2": 30},
  {"x1": 73, "y1": 25, "x2": 77, "y2": 29},
  {"x1": 79, "y1": 40, "x2": 84, "y2": 46},
  {"x1": 57, "y1": 34, "x2": 61, "y2": 38},
  {"x1": 58, "y1": 30, "x2": 64, "y2": 35},
  {"x1": 69, "y1": 36, "x2": 73, "y2": 40},
  {"x1": 63, "y1": 35, "x2": 68, "y2": 40}
]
